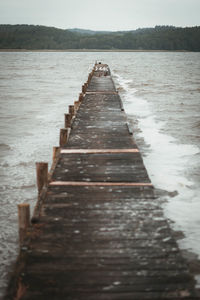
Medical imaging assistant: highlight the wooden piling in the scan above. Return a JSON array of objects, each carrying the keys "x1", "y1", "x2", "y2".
[
  {"x1": 60, "y1": 128, "x2": 70, "y2": 147},
  {"x1": 68, "y1": 105, "x2": 75, "y2": 117},
  {"x1": 64, "y1": 113, "x2": 71, "y2": 128},
  {"x1": 74, "y1": 101, "x2": 80, "y2": 112},
  {"x1": 79, "y1": 93, "x2": 84, "y2": 102},
  {"x1": 52, "y1": 146, "x2": 60, "y2": 162},
  {"x1": 35, "y1": 162, "x2": 48, "y2": 193},
  {"x1": 18, "y1": 203, "x2": 30, "y2": 244},
  {"x1": 82, "y1": 83, "x2": 88, "y2": 94}
]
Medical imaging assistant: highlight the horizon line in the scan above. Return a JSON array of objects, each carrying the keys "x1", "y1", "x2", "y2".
[{"x1": 0, "y1": 23, "x2": 200, "y2": 32}]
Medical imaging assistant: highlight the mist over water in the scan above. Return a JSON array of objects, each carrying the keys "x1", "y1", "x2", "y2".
[{"x1": 0, "y1": 51, "x2": 200, "y2": 297}]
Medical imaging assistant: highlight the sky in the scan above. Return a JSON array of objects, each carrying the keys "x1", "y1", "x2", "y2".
[{"x1": 0, "y1": 0, "x2": 200, "y2": 31}]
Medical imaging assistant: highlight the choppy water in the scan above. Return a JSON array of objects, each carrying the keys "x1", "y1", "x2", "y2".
[{"x1": 0, "y1": 51, "x2": 200, "y2": 297}]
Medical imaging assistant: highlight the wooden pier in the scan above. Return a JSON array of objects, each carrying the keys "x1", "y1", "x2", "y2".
[{"x1": 6, "y1": 63, "x2": 199, "y2": 299}]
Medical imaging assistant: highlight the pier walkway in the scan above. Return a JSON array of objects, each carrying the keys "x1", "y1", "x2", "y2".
[{"x1": 6, "y1": 64, "x2": 199, "y2": 299}]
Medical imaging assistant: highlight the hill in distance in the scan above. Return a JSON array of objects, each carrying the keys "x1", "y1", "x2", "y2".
[
  {"x1": 68, "y1": 28, "x2": 114, "y2": 35},
  {"x1": 0, "y1": 24, "x2": 200, "y2": 51}
]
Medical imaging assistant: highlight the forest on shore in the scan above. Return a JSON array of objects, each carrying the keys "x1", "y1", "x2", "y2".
[{"x1": 0, "y1": 24, "x2": 200, "y2": 51}]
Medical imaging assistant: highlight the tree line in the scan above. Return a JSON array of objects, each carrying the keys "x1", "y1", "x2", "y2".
[{"x1": 0, "y1": 24, "x2": 200, "y2": 51}]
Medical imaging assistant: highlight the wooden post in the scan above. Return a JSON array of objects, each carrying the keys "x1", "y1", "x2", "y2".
[
  {"x1": 69, "y1": 105, "x2": 75, "y2": 117},
  {"x1": 60, "y1": 128, "x2": 70, "y2": 147},
  {"x1": 82, "y1": 85, "x2": 85, "y2": 93},
  {"x1": 18, "y1": 203, "x2": 30, "y2": 244},
  {"x1": 74, "y1": 101, "x2": 80, "y2": 112},
  {"x1": 83, "y1": 83, "x2": 87, "y2": 93},
  {"x1": 88, "y1": 72, "x2": 92, "y2": 83},
  {"x1": 36, "y1": 162, "x2": 48, "y2": 193},
  {"x1": 64, "y1": 113, "x2": 71, "y2": 128},
  {"x1": 53, "y1": 146, "x2": 60, "y2": 161},
  {"x1": 79, "y1": 93, "x2": 84, "y2": 102}
]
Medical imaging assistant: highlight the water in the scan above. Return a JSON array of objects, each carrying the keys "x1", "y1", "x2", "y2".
[
  {"x1": 111, "y1": 53, "x2": 200, "y2": 257},
  {"x1": 0, "y1": 51, "x2": 200, "y2": 297}
]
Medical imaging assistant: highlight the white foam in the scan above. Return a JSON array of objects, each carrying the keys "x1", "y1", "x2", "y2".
[{"x1": 115, "y1": 73, "x2": 200, "y2": 262}]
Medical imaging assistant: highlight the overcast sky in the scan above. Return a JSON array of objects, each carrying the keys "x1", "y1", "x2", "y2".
[{"x1": 0, "y1": 0, "x2": 199, "y2": 31}]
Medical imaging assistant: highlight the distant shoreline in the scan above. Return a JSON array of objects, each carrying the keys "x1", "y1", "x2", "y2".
[
  {"x1": 1, "y1": 25, "x2": 199, "y2": 52},
  {"x1": 0, "y1": 49, "x2": 193, "y2": 53}
]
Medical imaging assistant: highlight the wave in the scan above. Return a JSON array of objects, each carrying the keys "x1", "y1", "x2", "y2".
[
  {"x1": 0, "y1": 143, "x2": 11, "y2": 151},
  {"x1": 1, "y1": 160, "x2": 35, "y2": 168},
  {"x1": 17, "y1": 161, "x2": 32, "y2": 167},
  {"x1": 18, "y1": 184, "x2": 36, "y2": 190},
  {"x1": 192, "y1": 121, "x2": 200, "y2": 129},
  {"x1": 0, "y1": 183, "x2": 35, "y2": 191}
]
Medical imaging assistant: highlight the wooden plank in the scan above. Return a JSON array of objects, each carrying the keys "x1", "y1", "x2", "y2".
[
  {"x1": 86, "y1": 91, "x2": 118, "y2": 94},
  {"x1": 49, "y1": 181, "x2": 153, "y2": 186},
  {"x1": 60, "y1": 148, "x2": 139, "y2": 154}
]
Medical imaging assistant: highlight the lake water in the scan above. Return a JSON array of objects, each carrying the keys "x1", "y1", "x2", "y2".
[{"x1": 0, "y1": 51, "x2": 200, "y2": 297}]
